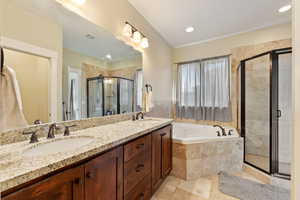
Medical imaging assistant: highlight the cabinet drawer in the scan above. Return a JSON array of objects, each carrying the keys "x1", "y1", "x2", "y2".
[
  {"x1": 124, "y1": 174, "x2": 151, "y2": 200},
  {"x1": 124, "y1": 134, "x2": 150, "y2": 162},
  {"x1": 124, "y1": 146, "x2": 151, "y2": 194}
]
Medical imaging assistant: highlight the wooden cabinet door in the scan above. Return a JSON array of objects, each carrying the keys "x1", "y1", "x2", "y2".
[
  {"x1": 162, "y1": 125, "x2": 172, "y2": 177},
  {"x1": 2, "y1": 166, "x2": 84, "y2": 200},
  {"x1": 151, "y1": 129, "x2": 163, "y2": 193},
  {"x1": 84, "y1": 146, "x2": 123, "y2": 200}
]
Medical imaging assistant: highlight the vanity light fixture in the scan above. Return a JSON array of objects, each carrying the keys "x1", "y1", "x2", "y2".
[
  {"x1": 185, "y1": 26, "x2": 194, "y2": 33},
  {"x1": 122, "y1": 23, "x2": 133, "y2": 37},
  {"x1": 278, "y1": 4, "x2": 292, "y2": 13},
  {"x1": 140, "y1": 37, "x2": 149, "y2": 49},
  {"x1": 71, "y1": 0, "x2": 86, "y2": 5},
  {"x1": 123, "y1": 22, "x2": 149, "y2": 48},
  {"x1": 132, "y1": 31, "x2": 142, "y2": 43}
]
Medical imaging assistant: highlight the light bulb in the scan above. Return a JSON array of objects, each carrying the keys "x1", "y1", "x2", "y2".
[
  {"x1": 71, "y1": 0, "x2": 86, "y2": 5},
  {"x1": 185, "y1": 27, "x2": 194, "y2": 33},
  {"x1": 278, "y1": 4, "x2": 292, "y2": 13},
  {"x1": 133, "y1": 31, "x2": 142, "y2": 43},
  {"x1": 122, "y1": 23, "x2": 133, "y2": 37},
  {"x1": 140, "y1": 37, "x2": 149, "y2": 48}
]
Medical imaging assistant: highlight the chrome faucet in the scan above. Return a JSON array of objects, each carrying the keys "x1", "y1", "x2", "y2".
[
  {"x1": 213, "y1": 125, "x2": 226, "y2": 136},
  {"x1": 136, "y1": 112, "x2": 144, "y2": 120},
  {"x1": 47, "y1": 123, "x2": 60, "y2": 139},
  {"x1": 23, "y1": 130, "x2": 39, "y2": 143}
]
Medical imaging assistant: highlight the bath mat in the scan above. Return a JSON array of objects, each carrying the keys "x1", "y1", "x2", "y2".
[{"x1": 218, "y1": 172, "x2": 290, "y2": 200}]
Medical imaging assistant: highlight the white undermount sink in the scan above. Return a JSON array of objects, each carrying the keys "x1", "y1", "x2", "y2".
[
  {"x1": 23, "y1": 137, "x2": 94, "y2": 157},
  {"x1": 136, "y1": 118, "x2": 160, "y2": 122}
]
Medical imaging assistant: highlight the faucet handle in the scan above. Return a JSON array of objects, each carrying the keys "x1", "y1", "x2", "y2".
[
  {"x1": 228, "y1": 130, "x2": 233, "y2": 136},
  {"x1": 217, "y1": 131, "x2": 221, "y2": 137},
  {"x1": 64, "y1": 125, "x2": 77, "y2": 136},
  {"x1": 23, "y1": 130, "x2": 39, "y2": 143}
]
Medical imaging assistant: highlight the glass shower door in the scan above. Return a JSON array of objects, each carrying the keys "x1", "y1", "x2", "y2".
[
  {"x1": 277, "y1": 52, "x2": 292, "y2": 176},
  {"x1": 87, "y1": 78, "x2": 104, "y2": 117},
  {"x1": 242, "y1": 54, "x2": 271, "y2": 173},
  {"x1": 119, "y1": 79, "x2": 134, "y2": 114}
]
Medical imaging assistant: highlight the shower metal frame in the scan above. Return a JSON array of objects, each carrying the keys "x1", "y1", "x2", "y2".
[
  {"x1": 240, "y1": 47, "x2": 292, "y2": 180},
  {"x1": 87, "y1": 76, "x2": 135, "y2": 117}
]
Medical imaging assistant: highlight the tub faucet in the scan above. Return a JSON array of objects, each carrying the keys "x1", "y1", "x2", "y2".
[{"x1": 213, "y1": 125, "x2": 226, "y2": 136}]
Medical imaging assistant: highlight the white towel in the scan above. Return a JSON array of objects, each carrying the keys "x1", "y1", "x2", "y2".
[
  {"x1": 7, "y1": 66, "x2": 23, "y2": 111},
  {"x1": 0, "y1": 65, "x2": 27, "y2": 132},
  {"x1": 143, "y1": 91, "x2": 154, "y2": 112}
]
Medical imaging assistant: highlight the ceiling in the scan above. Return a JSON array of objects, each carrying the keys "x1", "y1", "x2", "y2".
[
  {"x1": 9, "y1": 0, "x2": 141, "y2": 62},
  {"x1": 128, "y1": 0, "x2": 292, "y2": 47}
]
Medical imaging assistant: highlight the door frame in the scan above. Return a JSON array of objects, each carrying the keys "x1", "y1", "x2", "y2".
[
  {"x1": 0, "y1": 36, "x2": 59, "y2": 122},
  {"x1": 68, "y1": 66, "x2": 82, "y2": 120},
  {"x1": 240, "y1": 47, "x2": 292, "y2": 178}
]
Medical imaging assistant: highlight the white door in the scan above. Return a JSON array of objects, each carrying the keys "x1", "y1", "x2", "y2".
[{"x1": 68, "y1": 67, "x2": 82, "y2": 120}]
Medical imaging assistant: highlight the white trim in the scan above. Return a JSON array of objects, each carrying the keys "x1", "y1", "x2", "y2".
[
  {"x1": 67, "y1": 66, "x2": 82, "y2": 120},
  {"x1": 174, "y1": 21, "x2": 291, "y2": 48},
  {"x1": 0, "y1": 36, "x2": 59, "y2": 122}
]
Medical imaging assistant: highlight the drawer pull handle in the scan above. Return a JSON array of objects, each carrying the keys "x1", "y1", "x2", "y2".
[
  {"x1": 139, "y1": 193, "x2": 144, "y2": 200},
  {"x1": 160, "y1": 132, "x2": 167, "y2": 137},
  {"x1": 74, "y1": 178, "x2": 81, "y2": 185},
  {"x1": 136, "y1": 143, "x2": 144, "y2": 149},
  {"x1": 86, "y1": 172, "x2": 93, "y2": 179},
  {"x1": 135, "y1": 164, "x2": 145, "y2": 172}
]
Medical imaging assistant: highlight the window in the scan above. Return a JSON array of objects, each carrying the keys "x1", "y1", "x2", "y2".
[{"x1": 176, "y1": 56, "x2": 231, "y2": 122}]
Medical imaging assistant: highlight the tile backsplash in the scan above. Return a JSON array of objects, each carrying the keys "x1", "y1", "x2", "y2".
[{"x1": 0, "y1": 113, "x2": 134, "y2": 146}]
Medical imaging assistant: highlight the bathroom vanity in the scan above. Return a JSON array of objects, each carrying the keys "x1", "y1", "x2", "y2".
[{"x1": 0, "y1": 118, "x2": 173, "y2": 200}]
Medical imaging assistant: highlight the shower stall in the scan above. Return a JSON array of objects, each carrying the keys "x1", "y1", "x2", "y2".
[
  {"x1": 87, "y1": 76, "x2": 134, "y2": 117},
  {"x1": 240, "y1": 47, "x2": 292, "y2": 179}
]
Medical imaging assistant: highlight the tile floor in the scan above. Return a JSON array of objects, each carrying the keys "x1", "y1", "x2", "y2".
[{"x1": 151, "y1": 171, "x2": 264, "y2": 200}]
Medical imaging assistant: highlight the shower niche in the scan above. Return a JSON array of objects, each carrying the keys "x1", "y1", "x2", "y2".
[
  {"x1": 87, "y1": 76, "x2": 134, "y2": 117},
  {"x1": 240, "y1": 47, "x2": 292, "y2": 179}
]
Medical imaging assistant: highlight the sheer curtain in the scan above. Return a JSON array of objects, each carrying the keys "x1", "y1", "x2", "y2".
[{"x1": 176, "y1": 56, "x2": 232, "y2": 122}]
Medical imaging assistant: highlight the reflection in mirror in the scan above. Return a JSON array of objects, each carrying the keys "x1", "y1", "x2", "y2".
[
  {"x1": 0, "y1": 0, "x2": 143, "y2": 132},
  {"x1": 62, "y1": 10, "x2": 143, "y2": 120}
]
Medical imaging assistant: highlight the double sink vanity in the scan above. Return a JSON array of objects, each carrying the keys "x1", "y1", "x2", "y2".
[{"x1": 0, "y1": 117, "x2": 173, "y2": 200}]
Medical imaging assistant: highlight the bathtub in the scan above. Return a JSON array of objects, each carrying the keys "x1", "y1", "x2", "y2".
[
  {"x1": 171, "y1": 122, "x2": 244, "y2": 180},
  {"x1": 173, "y1": 122, "x2": 240, "y2": 144}
]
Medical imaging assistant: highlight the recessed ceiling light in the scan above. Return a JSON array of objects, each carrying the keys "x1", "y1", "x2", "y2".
[
  {"x1": 85, "y1": 34, "x2": 95, "y2": 39},
  {"x1": 71, "y1": 0, "x2": 86, "y2": 5},
  {"x1": 106, "y1": 54, "x2": 112, "y2": 59},
  {"x1": 278, "y1": 4, "x2": 291, "y2": 13},
  {"x1": 185, "y1": 27, "x2": 194, "y2": 33}
]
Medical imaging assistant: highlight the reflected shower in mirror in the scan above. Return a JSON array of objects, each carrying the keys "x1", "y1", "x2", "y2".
[{"x1": 1, "y1": 0, "x2": 143, "y2": 131}]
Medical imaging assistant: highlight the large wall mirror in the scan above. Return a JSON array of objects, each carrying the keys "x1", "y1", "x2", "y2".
[{"x1": 0, "y1": 0, "x2": 143, "y2": 132}]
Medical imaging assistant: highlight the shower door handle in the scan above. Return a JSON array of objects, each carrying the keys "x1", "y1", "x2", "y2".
[{"x1": 277, "y1": 110, "x2": 282, "y2": 118}]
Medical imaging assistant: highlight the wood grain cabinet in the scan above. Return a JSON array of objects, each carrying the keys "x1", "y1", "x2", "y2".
[
  {"x1": 2, "y1": 124, "x2": 172, "y2": 200},
  {"x1": 2, "y1": 166, "x2": 85, "y2": 200},
  {"x1": 85, "y1": 146, "x2": 123, "y2": 200},
  {"x1": 152, "y1": 125, "x2": 172, "y2": 193}
]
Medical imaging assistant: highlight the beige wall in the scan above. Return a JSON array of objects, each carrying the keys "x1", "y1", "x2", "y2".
[
  {"x1": 109, "y1": 55, "x2": 142, "y2": 69},
  {"x1": 292, "y1": 0, "x2": 300, "y2": 199},
  {"x1": 1, "y1": 0, "x2": 63, "y2": 121},
  {"x1": 4, "y1": 49, "x2": 50, "y2": 124},
  {"x1": 173, "y1": 23, "x2": 292, "y2": 63}
]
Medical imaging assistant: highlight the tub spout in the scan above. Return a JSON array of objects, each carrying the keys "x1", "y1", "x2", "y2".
[{"x1": 213, "y1": 125, "x2": 226, "y2": 136}]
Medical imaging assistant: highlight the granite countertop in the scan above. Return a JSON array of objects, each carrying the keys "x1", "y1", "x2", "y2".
[{"x1": 0, "y1": 118, "x2": 173, "y2": 192}]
